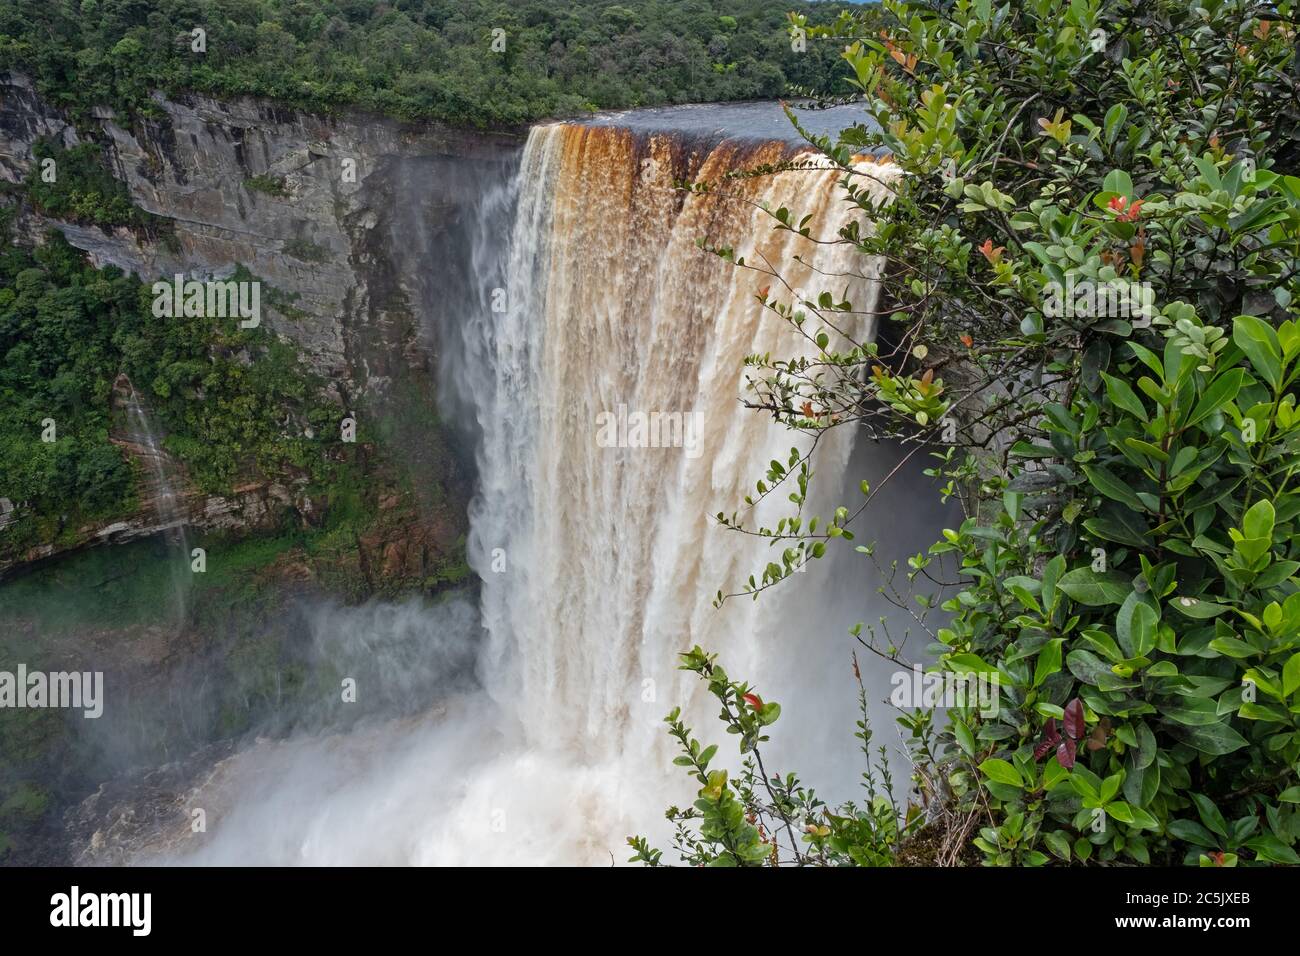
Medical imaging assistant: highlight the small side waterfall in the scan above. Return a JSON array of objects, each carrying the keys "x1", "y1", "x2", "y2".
[{"x1": 119, "y1": 378, "x2": 192, "y2": 626}]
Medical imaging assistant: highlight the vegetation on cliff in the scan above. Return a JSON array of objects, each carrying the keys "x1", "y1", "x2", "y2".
[
  {"x1": 18, "y1": 139, "x2": 151, "y2": 230},
  {"x1": 0, "y1": 225, "x2": 345, "y2": 556},
  {"x1": 634, "y1": 0, "x2": 1300, "y2": 866},
  {"x1": 0, "y1": 0, "x2": 867, "y2": 129}
]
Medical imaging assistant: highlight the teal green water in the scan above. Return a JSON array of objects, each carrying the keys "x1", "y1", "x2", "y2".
[{"x1": 0, "y1": 537, "x2": 181, "y2": 636}]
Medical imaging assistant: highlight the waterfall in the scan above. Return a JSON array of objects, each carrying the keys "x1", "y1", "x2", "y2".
[
  {"x1": 120, "y1": 381, "x2": 192, "y2": 627},
  {"x1": 137, "y1": 121, "x2": 922, "y2": 866},
  {"x1": 466, "y1": 125, "x2": 896, "y2": 759}
]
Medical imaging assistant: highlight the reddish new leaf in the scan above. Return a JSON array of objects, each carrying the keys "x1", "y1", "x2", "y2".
[
  {"x1": 1063, "y1": 699, "x2": 1085, "y2": 741},
  {"x1": 1057, "y1": 736, "x2": 1077, "y2": 769},
  {"x1": 1033, "y1": 718, "x2": 1060, "y2": 761}
]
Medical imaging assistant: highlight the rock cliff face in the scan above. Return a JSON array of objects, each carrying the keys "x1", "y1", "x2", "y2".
[
  {"x1": 1, "y1": 72, "x2": 519, "y2": 385},
  {"x1": 0, "y1": 72, "x2": 521, "y2": 577}
]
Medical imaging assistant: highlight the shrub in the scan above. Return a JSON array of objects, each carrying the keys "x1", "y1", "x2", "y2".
[
  {"x1": 244, "y1": 175, "x2": 289, "y2": 198},
  {"x1": 634, "y1": 0, "x2": 1300, "y2": 866}
]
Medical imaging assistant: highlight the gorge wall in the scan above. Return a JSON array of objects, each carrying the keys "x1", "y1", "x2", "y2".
[{"x1": 0, "y1": 72, "x2": 520, "y2": 576}]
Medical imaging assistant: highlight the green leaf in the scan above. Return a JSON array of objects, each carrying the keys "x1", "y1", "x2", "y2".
[
  {"x1": 1165, "y1": 720, "x2": 1248, "y2": 755},
  {"x1": 1034, "y1": 638, "x2": 1064, "y2": 687},
  {"x1": 1082, "y1": 464, "x2": 1147, "y2": 511},
  {"x1": 1116, "y1": 590, "x2": 1157, "y2": 656},
  {"x1": 1101, "y1": 372, "x2": 1148, "y2": 421},
  {"x1": 1125, "y1": 341, "x2": 1165, "y2": 378},
  {"x1": 1135, "y1": 723, "x2": 1157, "y2": 769},
  {"x1": 1100, "y1": 772, "x2": 1123, "y2": 803},
  {"x1": 1283, "y1": 653, "x2": 1300, "y2": 698},
  {"x1": 1242, "y1": 499, "x2": 1275, "y2": 542},
  {"x1": 1255, "y1": 560, "x2": 1299, "y2": 588},
  {"x1": 1041, "y1": 554, "x2": 1066, "y2": 607},
  {"x1": 1129, "y1": 807, "x2": 1160, "y2": 831},
  {"x1": 1103, "y1": 169, "x2": 1134, "y2": 197},
  {"x1": 1129, "y1": 602, "x2": 1158, "y2": 656},
  {"x1": 1232, "y1": 314, "x2": 1282, "y2": 391},
  {"x1": 1083, "y1": 508, "x2": 1152, "y2": 549},
  {"x1": 1043, "y1": 830, "x2": 1072, "y2": 861},
  {"x1": 1010, "y1": 441, "x2": 1057, "y2": 458},
  {"x1": 953, "y1": 719, "x2": 976, "y2": 757},
  {"x1": 947, "y1": 652, "x2": 998, "y2": 676},
  {"x1": 1123, "y1": 437, "x2": 1168, "y2": 463},
  {"x1": 1068, "y1": 649, "x2": 1135, "y2": 689},
  {"x1": 1169, "y1": 596, "x2": 1231, "y2": 619},
  {"x1": 1246, "y1": 834, "x2": 1300, "y2": 865},
  {"x1": 1058, "y1": 568, "x2": 1133, "y2": 606},
  {"x1": 1105, "y1": 801, "x2": 1134, "y2": 824},
  {"x1": 1185, "y1": 368, "x2": 1244, "y2": 428},
  {"x1": 979, "y1": 758, "x2": 1023, "y2": 788},
  {"x1": 1162, "y1": 696, "x2": 1222, "y2": 726},
  {"x1": 1167, "y1": 819, "x2": 1217, "y2": 847}
]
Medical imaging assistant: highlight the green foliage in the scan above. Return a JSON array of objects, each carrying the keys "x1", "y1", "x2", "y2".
[
  {"x1": 0, "y1": 780, "x2": 49, "y2": 857},
  {"x1": 115, "y1": 265, "x2": 345, "y2": 495},
  {"x1": 0, "y1": 234, "x2": 344, "y2": 552},
  {"x1": 19, "y1": 138, "x2": 149, "y2": 229},
  {"x1": 0, "y1": 234, "x2": 139, "y2": 537},
  {"x1": 629, "y1": 647, "x2": 912, "y2": 866},
  {"x1": 243, "y1": 174, "x2": 288, "y2": 198},
  {"x1": 643, "y1": 0, "x2": 1300, "y2": 866},
  {"x1": 0, "y1": 0, "x2": 861, "y2": 129}
]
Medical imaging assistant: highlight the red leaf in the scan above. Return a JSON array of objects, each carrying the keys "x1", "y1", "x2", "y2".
[
  {"x1": 742, "y1": 693, "x2": 763, "y2": 711},
  {"x1": 1057, "y1": 737, "x2": 1077, "y2": 769},
  {"x1": 1033, "y1": 718, "x2": 1060, "y2": 761},
  {"x1": 978, "y1": 238, "x2": 1005, "y2": 264},
  {"x1": 1063, "y1": 699, "x2": 1085, "y2": 741}
]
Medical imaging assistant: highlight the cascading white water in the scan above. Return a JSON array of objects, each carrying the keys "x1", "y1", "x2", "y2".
[
  {"x1": 467, "y1": 125, "x2": 898, "y2": 759},
  {"x1": 139, "y1": 122, "x2": 912, "y2": 865}
]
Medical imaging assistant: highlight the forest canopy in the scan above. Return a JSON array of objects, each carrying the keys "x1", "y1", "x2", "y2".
[{"x1": 0, "y1": 0, "x2": 863, "y2": 128}]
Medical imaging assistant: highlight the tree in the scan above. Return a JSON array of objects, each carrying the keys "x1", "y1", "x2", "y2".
[{"x1": 0, "y1": 0, "x2": 860, "y2": 128}]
